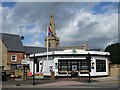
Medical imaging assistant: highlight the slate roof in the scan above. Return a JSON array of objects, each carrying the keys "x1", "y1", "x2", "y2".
[
  {"x1": 86, "y1": 49, "x2": 103, "y2": 51},
  {"x1": 24, "y1": 46, "x2": 64, "y2": 54},
  {"x1": 1, "y1": 33, "x2": 25, "y2": 52},
  {"x1": 1, "y1": 33, "x2": 64, "y2": 53}
]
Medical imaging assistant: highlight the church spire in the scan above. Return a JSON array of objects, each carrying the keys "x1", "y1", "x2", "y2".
[
  {"x1": 49, "y1": 8, "x2": 56, "y2": 37},
  {"x1": 45, "y1": 8, "x2": 60, "y2": 48}
]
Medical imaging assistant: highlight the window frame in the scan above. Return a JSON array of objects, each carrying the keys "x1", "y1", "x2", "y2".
[
  {"x1": 96, "y1": 59, "x2": 106, "y2": 72},
  {"x1": 11, "y1": 54, "x2": 17, "y2": 62},
  {"x1": 58, "y1": 60, "x2": 90, "y2": 72}
]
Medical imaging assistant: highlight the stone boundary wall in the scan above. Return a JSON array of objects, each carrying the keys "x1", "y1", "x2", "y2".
[{"x1": 110, "y1": 64, "x2": 120, "y2": 77}]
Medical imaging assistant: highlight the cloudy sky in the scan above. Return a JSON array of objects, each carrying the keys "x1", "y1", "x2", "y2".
[{"x1": 1, "y1": 1, "x2": 119, "y2": 50}]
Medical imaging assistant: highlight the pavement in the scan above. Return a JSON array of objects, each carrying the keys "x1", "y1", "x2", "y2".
[
  {"x1": 92, "y1": 76, "x2": 119, "y2": 82},
  {"x1": 1, "y1": 76, "x2": 119, "y2": 88}
]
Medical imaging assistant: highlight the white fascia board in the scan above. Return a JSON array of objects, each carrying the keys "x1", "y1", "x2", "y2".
[
  {"x1": 86, "y1": 51, "x2": 110, "y2": 55},
  {"x1": 54, "y1": 50, "x2": 110, "y2": 55},
  {"x1": 29, "y1": 51, "x2": 55, "y2": 57},
  {"x1": 56, "y1": 57, "x2": 86, "y2": 60},
  {"x1": 29, "y1": 50, "x2": 110, "y2": 57}
]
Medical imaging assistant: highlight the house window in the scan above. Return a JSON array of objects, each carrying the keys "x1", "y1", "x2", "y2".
[
  {"x1": 11, "y1": 64, "x2": 21, "y2": 70},
  {"x1": 11, "y1": 55, "x2": 17, "y2": 62},
  {"x1": 96, "y1": 60, "x2": 106, "y2": 72}
]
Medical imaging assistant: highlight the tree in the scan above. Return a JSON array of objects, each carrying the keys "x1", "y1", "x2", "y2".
[{"x1": 104, "y1": 43, "x2": 120, "y2": 64}]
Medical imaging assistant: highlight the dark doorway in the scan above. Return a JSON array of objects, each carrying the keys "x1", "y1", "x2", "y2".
[
  {"x1": 71, "y1": 64, "x2": 78, "y2": 77},
  {"x1": 72, "y1": 65, "x2": 77, "y2": 71}
]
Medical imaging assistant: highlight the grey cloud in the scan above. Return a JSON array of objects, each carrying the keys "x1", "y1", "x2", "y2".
[
  {"x1": 59, "y1": 10, "x2": 118, "y2": 49},
  {"x1": 2, "y1": 2, "x2": 118, "y2": 49},
  {"x1": 11, "y1": 2, "x2": 97, "y2": 31}
]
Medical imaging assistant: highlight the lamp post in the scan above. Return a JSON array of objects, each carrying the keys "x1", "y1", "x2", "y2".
[
  {"x1": 86, "y1": 53, "x2": 91, "y2": 83},
  {"x1": 33, "y1": 54, "x2": 37, "y2": 85},
  {"x1": 23, "y1": 64, "x2": 26, "y2": 81},
  {"x1": 19, "y1": 26, "x2": 24, "y2": 40}
]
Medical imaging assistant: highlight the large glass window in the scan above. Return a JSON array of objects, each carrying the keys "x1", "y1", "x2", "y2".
[
  {"x1": 78, "y1": 60, "x2": 90, "y2": 72},
  {"x1": 78, "y1": 61, "x2": 89, "y2": 71},
  {"x1": 71, "y1": 61, "x2": 77, "y2": 64},
  {"x1": 61, "y1": 66, "x2": 67, "y2": 71},
  {"x1": 58, "y1": 60, "x2": 90, "y2": 72},
  {"x1": 78, "y1": 61, "x2": 81, "y2": 71},
  {"x1": 81, "y1": 61, "x2": 88, "y2": 70},
  {"x1": 68, "y1": 61, "x2": 71, "y2": 71},
  {"x1": 58, "y1": 61, "x2": 68, "y2": 71},
  {"x1": 96, "y1": 60, "x2": 106, "y2": 72}
]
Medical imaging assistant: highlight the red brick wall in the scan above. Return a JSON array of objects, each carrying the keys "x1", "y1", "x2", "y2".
[{"x1": 7, "y1": 52, "x2": 25, "y2": 65}]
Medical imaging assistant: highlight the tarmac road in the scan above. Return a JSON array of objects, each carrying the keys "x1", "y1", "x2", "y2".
[{"x1": 2, "y1": 76, "x2": 119, "y2": 88}]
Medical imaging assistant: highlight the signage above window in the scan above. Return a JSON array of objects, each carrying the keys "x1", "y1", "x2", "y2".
[{"x1": 72, "y1": 49, "x2": 77, "y2": 54}]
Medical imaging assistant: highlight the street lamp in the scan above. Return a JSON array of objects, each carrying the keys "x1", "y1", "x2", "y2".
[
  {"x1": 33, "y1": 54, "x2": 37, "y2": 85},
  {"x1": 19, "y1": 26, "x2": 24, "y2": 40},
  {"x1": 86, "y1": 53, "x2": 91, "y2": 83}
]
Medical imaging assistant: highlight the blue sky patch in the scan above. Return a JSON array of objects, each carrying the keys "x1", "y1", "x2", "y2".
[
  {"x1": 92, "y1": 2, "x2": 118, "y2": 14},
  {"x1": 2, "y1": 2, "x2": 16, "y2": 8},
  {"x1": 25, "y1": 23, "x2": 36, "y2": 30}
]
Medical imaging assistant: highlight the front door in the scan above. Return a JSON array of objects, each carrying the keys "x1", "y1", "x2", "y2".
[
  {"x1": 71, "y1": 64, "x2": 78, "y2": 77},
  {"x1": 72, "y1": 65, "x2": 77, "y2": 71}
]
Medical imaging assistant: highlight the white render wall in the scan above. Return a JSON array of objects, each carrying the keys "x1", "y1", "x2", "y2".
[
  {"x1": 27, "y1": 56, "x2": 109, "y2": 76},
  {"x1": 30, "y1": 49, "x2": 110, "y2": 57},
  {"x1": 28, "y1": 49, "x2": 110, "y2": 76},
  {"x1": 53, "y1": 57, "x2": 109, "y2": 77},
  {"x1": 92, "y1": 56, "x2": 109, "y2": 76}
]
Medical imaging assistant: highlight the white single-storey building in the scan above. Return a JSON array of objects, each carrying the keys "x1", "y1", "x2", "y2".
[{"x1": 23, "y1": 49, "x2": 110, "y2": 77}]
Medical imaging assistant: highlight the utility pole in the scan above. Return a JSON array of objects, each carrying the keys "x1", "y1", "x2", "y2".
[
  {"x1": 86, "y1": 53, "x2": 91, "y2": 83},
  {"x1": 23, "y1": 64, "x2": 26, "y2": 81},
  {"x1": 33, "y1": 54, "x2": 37, "y2": 85}
]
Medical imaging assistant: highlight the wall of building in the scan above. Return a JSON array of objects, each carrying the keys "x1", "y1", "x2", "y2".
[
  {"x1": 6, "y1": 52, "x2": 25, "y2": 77},
  {"x1": 7, "y1": 52, "x2": 25, "y2": 65},
  {"x1": 61, "y1": 45, "x2": 88, "y2": 50},
  {"x1": 0, "y1": 40, "x2": 25, "y2": 72},
  {"x1": 45, "y1": 36, "x2": 60, "y2": 48},
  {"x1": 0, "y1": 40, "x2": 8, "y2": 70},
  {"x1": 110, "y1": 64, "x2": 120, "y2": 77}
]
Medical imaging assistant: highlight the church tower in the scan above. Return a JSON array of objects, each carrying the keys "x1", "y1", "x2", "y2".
[{"x1": 45, "y1": 9, "x2": 60, "y2": 48}]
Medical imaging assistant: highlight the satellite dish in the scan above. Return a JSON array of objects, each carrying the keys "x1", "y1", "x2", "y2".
[{"x1": 21, "y1": 36, "x2": 24, "y2": 40}]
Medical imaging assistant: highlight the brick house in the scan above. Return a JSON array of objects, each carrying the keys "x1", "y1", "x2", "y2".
[{"x1": 1, "y1": 33, "x2": 25, "y2": 77}]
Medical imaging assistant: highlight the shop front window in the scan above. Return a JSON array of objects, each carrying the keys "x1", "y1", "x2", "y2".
[
  {"x1": 58, "y1": 60, "x2": 90, "y2": 72},
  {"x1": 11, "y1": 64, "x2": 21, "y2": 70},
  {"x1": 61, "y1": 66, "x2": 67, "y2": 71},
  {"x1": 96, "y1": 60, "x2": 106, "y2": 72},
  {"x1": 58, "y1": 61, "x2": 68, "y2": 71},
  {"x1": 81, "y1": 61, "x2": 88, "y2": 70}
]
